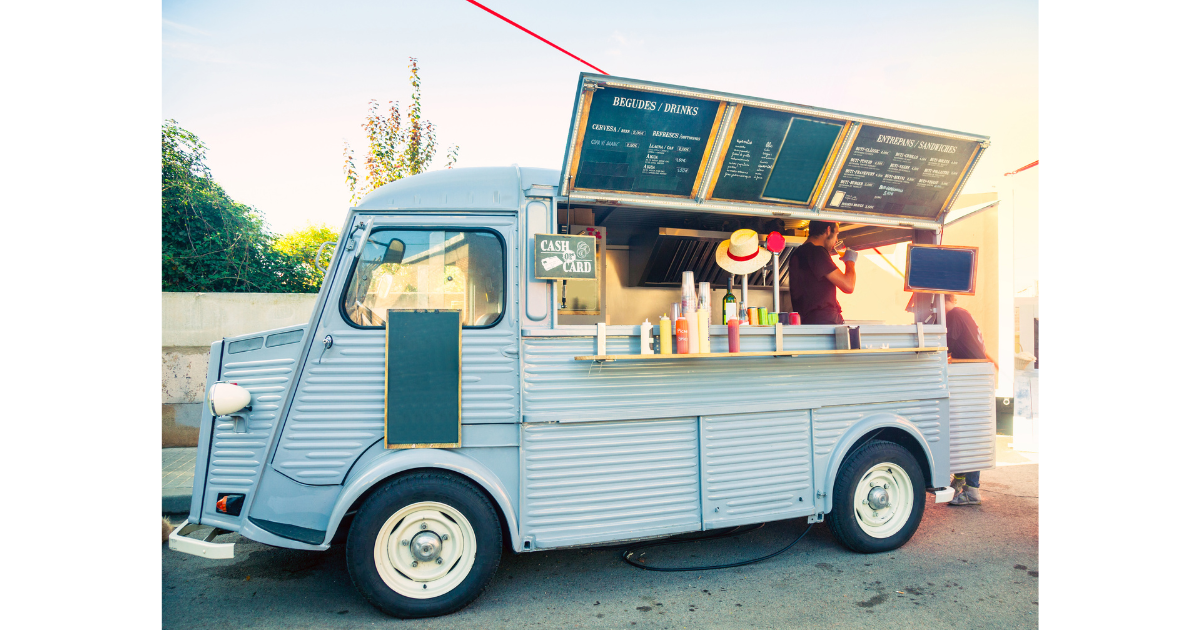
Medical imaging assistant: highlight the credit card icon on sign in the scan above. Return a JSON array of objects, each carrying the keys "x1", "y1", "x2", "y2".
[{"x1": 541, "y1": 256, "x2": 563, "y2": 271}]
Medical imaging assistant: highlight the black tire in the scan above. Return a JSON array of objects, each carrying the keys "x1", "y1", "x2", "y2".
[
  {"x1": 346, "y1": 472, "x2": 502, "y2": 618},
  {"x1": 826, "y1": 440, "x2": 926, "y2": 553}
]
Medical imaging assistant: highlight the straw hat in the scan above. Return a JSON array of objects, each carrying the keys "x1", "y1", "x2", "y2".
[{"x1": 715, "y1": 229, "x2": 771, "y2": 274}]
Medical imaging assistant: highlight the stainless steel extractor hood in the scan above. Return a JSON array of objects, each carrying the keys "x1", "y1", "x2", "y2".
[{"x1": 628, "y1": 228, "x2": 805, "y2": 288}]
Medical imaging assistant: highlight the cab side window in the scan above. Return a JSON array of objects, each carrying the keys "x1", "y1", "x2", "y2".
[{"x1": 342, "y1": 229, "x2": 505, "y2": 328}]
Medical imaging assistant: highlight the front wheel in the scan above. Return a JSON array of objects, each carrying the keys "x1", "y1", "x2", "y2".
[
  {"x1": 826, "y1": 440, "x2": 926, "y2": 553},
  {"x1": 346, "y1": 472, "x2": 502, "y2": 618}
]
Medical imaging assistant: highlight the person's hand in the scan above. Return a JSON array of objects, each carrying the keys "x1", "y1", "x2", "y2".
[{"x1": 840, "y1": 248, "x2": 858, "y2": 263}]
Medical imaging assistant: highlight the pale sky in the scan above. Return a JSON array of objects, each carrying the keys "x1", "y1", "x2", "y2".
[{"x1": 163, "y1": 0, "x2": 1037, "y2": 235}]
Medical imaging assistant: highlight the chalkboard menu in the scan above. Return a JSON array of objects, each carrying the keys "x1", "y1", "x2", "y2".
[
  {"x1": 710, "y1": 106, "x2": 845, "y2": 205},
  {"x1": 828, "y1": 125, "x2": 978, "y2": 218},
  {"x1": 561, "y1": 74, "x2": 990, "y2": 224},
  {"x1": 572, "y1": 87, "x2": 721, "y2": 196},
  {"x1": 904, "y1": 245, "x2": 977, "y2": 294}
]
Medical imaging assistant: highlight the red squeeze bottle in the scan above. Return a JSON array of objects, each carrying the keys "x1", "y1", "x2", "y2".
[
  {"x1": 676, "y1": 317, "x2": 690, "y2": 354},
  {"x1": 727, "y1": 319, "x2": 740, "y2": 353}
]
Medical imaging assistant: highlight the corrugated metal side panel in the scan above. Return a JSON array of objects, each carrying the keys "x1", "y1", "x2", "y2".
[
  {"x1": 272, "y1": 330, "x2": 384, "y2": 483},
  {"x1": 272, "y1": 327, "x2": 520, "y2": 484},
  {"x1": 208, "y1": 356, "x2": 297, "y2": 490},
  {"x1": 521, "y1": 332, "x2": 948, "y2": 423},
  {"x1": 948, "y1": 363, "x2": 996, "y2": 473},
  {"x1": 700, "y1": 410, "x2": 813, "y2": 529},
  {"x1": 811, "y1": 399, "x2": 945, "y2": 494},
  {"x1": 520, "y1": 418, "x2": 701, "y2": 548}
]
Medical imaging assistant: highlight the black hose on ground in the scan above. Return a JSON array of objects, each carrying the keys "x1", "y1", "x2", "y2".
[{"x1": 620, "y1": 521, "x2": 814, "y2": 572}]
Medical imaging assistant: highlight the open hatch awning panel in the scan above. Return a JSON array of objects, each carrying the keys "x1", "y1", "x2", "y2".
[{"x1": 559, "y1": 74, "x2": 989, "y2": 229}]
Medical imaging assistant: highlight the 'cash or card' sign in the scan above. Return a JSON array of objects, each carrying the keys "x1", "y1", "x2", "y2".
[{"x1": 533, "y1": 233, "x2": 597, "y2": 280}]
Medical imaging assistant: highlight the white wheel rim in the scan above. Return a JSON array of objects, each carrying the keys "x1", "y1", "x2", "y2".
[
  {"x1": 853, "y1": 462, "x2": 914, "y2": 539},
  {"x1": 373, "y1": 501, "x2": 477, "y2": 599}
]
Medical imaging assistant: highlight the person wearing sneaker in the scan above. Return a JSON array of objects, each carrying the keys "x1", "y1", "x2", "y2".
[{"x1": 944, "y1": 293, "x2": 995, "y2": 506}]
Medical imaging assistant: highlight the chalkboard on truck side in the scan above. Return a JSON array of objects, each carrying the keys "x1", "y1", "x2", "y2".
[
  {"x1": 904, "y1": 244, "x2": 978, "y2": 295},
  {"x1": 708, "y1": 105, "x2": 848, "y2": 206},
  {"x1": 385, "y1": 309, "x2": 461, "y2": 449},
  {"x1": 568, "y1": 86, "x2": 724, "y2": 197},
  {"x1": 828, "y1": 125, "x2": 980, "y2": 218}
]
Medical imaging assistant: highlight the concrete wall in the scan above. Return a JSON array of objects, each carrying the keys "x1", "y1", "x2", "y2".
[{"x1": 162, "y1": 292, "x2": 318, "y2": 447}]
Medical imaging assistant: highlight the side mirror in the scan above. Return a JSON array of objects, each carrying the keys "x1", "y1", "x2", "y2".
[{"x1": 381, "y1": 239, "x2": 406, "y2": 264}]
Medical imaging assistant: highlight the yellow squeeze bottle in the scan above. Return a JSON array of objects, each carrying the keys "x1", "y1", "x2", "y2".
[{"x1": 658, "y1": 314, "x2": 672, "y2": 354}]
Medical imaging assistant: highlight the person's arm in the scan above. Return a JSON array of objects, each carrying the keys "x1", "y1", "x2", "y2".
[{"x1": 824, "y1": 249, "x2": 857, "y2": 293}]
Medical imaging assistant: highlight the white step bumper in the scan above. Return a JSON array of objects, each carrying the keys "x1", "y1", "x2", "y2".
[
  {"x1": 168, "y1": 522, "x2": 236, "y2": 559},
  {"x1": 930, "y1": 487, "x2": 956, "y2": 503}
]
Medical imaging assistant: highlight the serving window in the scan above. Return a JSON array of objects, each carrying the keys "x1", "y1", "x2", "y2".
[{"x1": 342, "y1": 229, "x2": 505, "y2": 329}]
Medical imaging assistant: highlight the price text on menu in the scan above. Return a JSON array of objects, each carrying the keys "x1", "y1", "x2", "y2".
[
  {"x1": 828, "y1": 125, "x2": 978, "y2": 218},
  {"x1": 573, "y1": 87, "x2": 720, "y2": 197}
]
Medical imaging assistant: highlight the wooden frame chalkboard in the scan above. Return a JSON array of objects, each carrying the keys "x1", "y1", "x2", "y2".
[
  {"x1": 704, "y1": 104, "x2": 850, "y2": 206},
  {"x1": 566, "y1": 86, "x2": 725, "y2": 198},
  {"x1": 384, "y1": 309, "x2": 461, "y2": 449},
  {"x1": 903, "y1": 244, "x2": 978, "y2": 295},
  {"x1": 558, "y1": 74, "x2": 990, "y2": 227}
]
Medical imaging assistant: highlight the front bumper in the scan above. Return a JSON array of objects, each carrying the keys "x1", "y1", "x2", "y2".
[{"x1": 168, "y1": 522, "x2": 236, "y2": 559}]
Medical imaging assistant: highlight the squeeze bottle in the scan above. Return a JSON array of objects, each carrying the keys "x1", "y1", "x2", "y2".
[
  {"x1": 658, "y1": 314, "x2": 672, "y2": 354},
  {"x1": 640, "y1": 319, "x2": 653, "y2": 354},
  {"x1": 675, "y1": 314, "x2": 690, "y2": 354}
]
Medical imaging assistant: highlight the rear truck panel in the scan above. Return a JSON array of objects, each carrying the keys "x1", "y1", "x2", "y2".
[{"x1": 947, "y1": 361, "x2": 998, "y2": 473}]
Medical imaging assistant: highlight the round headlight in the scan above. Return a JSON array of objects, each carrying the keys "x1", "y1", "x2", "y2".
[{"x1": 208, "y1": 382, "x2": 251, "y2": 416}]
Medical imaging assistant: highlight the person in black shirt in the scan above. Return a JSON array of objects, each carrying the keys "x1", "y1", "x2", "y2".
[
  {"x1": 945, "y1": 293, "x2": 997, "y2": 369},
  {"x1": 788, "y1": 221, "x2": 857, "y2": 324},
  {"x1": 944, "y1": 292, "x2": 997, "y2": 506}
]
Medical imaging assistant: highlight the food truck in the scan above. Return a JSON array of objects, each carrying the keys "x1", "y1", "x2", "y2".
[{"x1": 170, "y1": 74, "x2": 998, "y2": 618}]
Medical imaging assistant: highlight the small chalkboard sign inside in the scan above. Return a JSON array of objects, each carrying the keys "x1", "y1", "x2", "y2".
[{"x1": 904, "y1": 244, "x2": 977, "y2": 295}]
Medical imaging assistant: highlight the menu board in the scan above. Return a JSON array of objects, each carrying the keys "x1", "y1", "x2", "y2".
[
  {"x1": 572, "y1": 87, "x2": 721, "y2": 196},
  {"x1": 828, "y1": 125, "x2": 978, "y2": 218},
  {"x1": 710, "y1": 106, "x2": 845, "y2": 205}
]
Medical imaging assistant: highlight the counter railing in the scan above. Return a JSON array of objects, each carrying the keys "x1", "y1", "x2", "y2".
[{"x1": 521, "y1": 322, "x2": 948, "y2": 363}]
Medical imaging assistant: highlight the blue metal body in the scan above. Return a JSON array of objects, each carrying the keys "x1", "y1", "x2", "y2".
[{"x1": 187, "y1": 166, "x2": 995, "y2": 553}]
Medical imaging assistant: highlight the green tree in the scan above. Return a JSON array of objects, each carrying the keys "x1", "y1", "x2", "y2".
[
  {"x1": 162, "y1": 119, "x2": 318, "y2": 292},
  {"x1": 274, "y1": 222, "x2": 340, "y2": 291},
  {"x1": 343, "y1": 57, "x2": 459, "y2": 205}
]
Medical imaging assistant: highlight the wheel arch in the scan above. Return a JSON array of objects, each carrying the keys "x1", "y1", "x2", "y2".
[
  {"x1": 324, "y1": 449, "x2": 519, "y2": 552},
  {"x1": 820, "y1": 413, "x2": 934, "y2": 514}
]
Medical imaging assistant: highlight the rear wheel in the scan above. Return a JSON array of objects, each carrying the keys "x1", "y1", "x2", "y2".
[
  {"x1": 346, "y1": 472, "x2": 502, "y2": 618},
  {"x1": 826, "y1": 440, "x2": 926, "y2": 553}
]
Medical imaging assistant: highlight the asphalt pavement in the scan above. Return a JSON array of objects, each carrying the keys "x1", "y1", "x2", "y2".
[{"x1": 162, "y1": 461, "x2": 1038, "y2": 629}]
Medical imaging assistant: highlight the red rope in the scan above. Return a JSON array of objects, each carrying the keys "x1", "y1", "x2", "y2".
[
  {"x1": 1004, "y1": 160, "x2": 1038, "y2": 176},
  {"x1": 464, "y1": 0, "x2": 608, "y2": 75}
]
